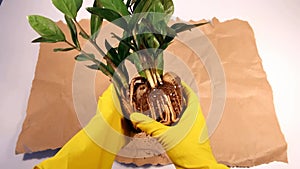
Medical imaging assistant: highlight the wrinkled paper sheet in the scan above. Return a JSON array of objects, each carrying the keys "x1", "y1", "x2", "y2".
[{"x1": 16, "y1": 18, "x2": 287, "y2": 167}]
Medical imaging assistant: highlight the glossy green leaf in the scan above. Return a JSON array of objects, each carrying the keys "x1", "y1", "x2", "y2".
[
  {"x1": 133, "y1": 0, "x2": 152, "y2": 13},
  {"x1": 64, "y1": 15, "x2": 80, "y2": 48},
  {"x1": 113, "y1": 35, "x2": 137, "y2": 62},
  {"x1": 160, "y1": 0, "x2": 174, "y2": 17},
  {"x1": 100, "y1": 0, "x2": 129, "y2": 16},
  {"x1": 28, "y1": 15, "x2": 65, "y2": 42},
  {"x1": 132, "y1": 0, "x2": 141, "y2": 11},
  {"x1": 139, "y1": 18, "x2": 165, "y2": 45},
  {"x1": 104, "y1": 39, "x2": 112, "y2": 51},
  {"x1": 53, "y1": 47, "x2": 76, "y2": 52},
  {"x1": 52, "y1": 0, "x2": 83, "y2": 19},
  {"x1": 86, "y1": 63, "x2": 111, "y2": 76},
  {"x1": 145, "y1": 0, "x2": 165, "y2": 30},
  {"x1": 87, "y1": 7, "x2": 128, "y2": 31},
  {"x1": 148, "y1": 0, "x2": 164, "y2": 13},
  {"x1": 94, "y1": 0, "x2": 103, "y2": 7},
  {"x1": 127, "y1": 53, "x2": 146, "y2": 78},
  {"x1": 90, "y1": 15, "x2": 103, "y2": 40},
  {"x1": 142, "y1": 33, "x2": 160, "y2": 49},
  {"x1": 31, "y1": 37, "x2": 61, "y2": 43},
  {"x1": 75, "y1": 53, "x2": 95, "y2": 61},
  {"x1": 108, "y1": 48, "x2": 120, "y2": 64},
  {"x1": 86, "y1": 64, "x2": 99, "y2": 70},
  {"x1": 117, "y1": 40, "x2": 131, "y2": 61},
  {"x1": 105, "y1": 40, "x2": 120, "y2": 65},
  {"x1": 111, "y1": 33, "x2": 136, "y2": 51},
  {"x1": 159, "y1": 26, "x2": 176, "y2": 50},
  {"x1": 171, "y1": 22, "x2": 209, "y2": 33},
  {"x1": 127, "y1": 13, "x2": 142, "y2": 32},
  {"x1": 90, "y1": 0, "x2": 103, "y2": 40}
]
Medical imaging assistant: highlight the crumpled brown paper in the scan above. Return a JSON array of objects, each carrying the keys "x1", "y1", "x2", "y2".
[{"x1": 16, "y1": 18, "x2": 287, "y2": 167}]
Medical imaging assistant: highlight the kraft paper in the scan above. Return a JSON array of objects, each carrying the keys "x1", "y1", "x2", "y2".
[{"x1": 16, "y1": 18, "x2": 287, "y2": 167}]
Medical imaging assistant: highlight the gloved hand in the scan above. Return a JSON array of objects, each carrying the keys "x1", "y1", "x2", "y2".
[
  {"x1": 130, "y1": 83, "x2": 229, "y2": 169},
  {"x1": 34, "y1": 84, "x2": 130, "y2": 169}
]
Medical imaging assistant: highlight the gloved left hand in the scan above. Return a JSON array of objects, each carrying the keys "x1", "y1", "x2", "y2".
[
  {"x1": 34, "y1": 84, "x2": 130, "y2": 169},
  {"x1": 130, "y1": 82, "x2": 229, "y2": 169}
]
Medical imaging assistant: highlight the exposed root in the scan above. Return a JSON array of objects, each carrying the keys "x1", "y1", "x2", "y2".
[{"x1": 126, "y1": 71, "x2": 185, "y2": 126}]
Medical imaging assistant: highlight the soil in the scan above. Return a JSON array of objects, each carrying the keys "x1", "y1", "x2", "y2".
[
  {"x1": 115, "y1": 72, "x2": 186, "y2": 166},
  {"x1": 130, "y1": 72, "x2": 185, "y2": 126}
]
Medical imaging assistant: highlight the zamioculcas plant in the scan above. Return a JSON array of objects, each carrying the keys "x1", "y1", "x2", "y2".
[{"x1": 28, "y1": 0, "x2": 207, "y2": 126}]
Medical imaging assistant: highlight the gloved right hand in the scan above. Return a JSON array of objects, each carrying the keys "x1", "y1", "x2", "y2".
[{"x1": 130, "y1": 82, "x2": 229, "y2": 169}]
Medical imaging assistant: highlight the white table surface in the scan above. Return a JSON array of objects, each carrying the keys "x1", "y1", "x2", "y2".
[{"x1": 0, "y1": 0, "x2": 299, "y2": 168}]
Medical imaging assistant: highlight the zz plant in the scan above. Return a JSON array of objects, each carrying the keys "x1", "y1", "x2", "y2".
[{"x1": 28, "y1": 0, "x2": 207, "y2": 125}]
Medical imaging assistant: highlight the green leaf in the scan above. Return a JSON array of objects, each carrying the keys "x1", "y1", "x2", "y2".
[
  {"x1": 108, "y1": 48, "x2": 120, "y2": 64},
  {"x1": 142, "y1": 33, "x2": 160, "y2": 49},
  {"x1": 111, "y1": 33, "x2": 136, "y2": 51},
  {"x1": 105, "y1": 40, "x2": 120, "y2": 65},
  {"x1": 94, "y1": 0, "x2": 103, "y2": 7},
  {"x1": 64, "y1": 15, "x2": 80, "y2": 48},
  {"x1": 127, "y1": 13, "x2": 143, "y2": 31},
  {"x1": 31, "y1": 37, "x2": 61, "y2": 43},
  {"x1": 158, "y1": 26, "x2": 176, "y2": 50},
  {"x1": 144, "y1": 0, "x2": 165, "y2": 28},
  {"x1": 52, "y1": 0, "x2": 83, "y2": 19},
  {"x1": 90, "y1": 15, "x2": 103, "y2": 40},
  {"x1": 171, "y1": 22, "x2": 209, "y2": 33},
  {"x1": 79, "y1": 31, "x2": 90, "y2": 40},
  {"x1": 104, "y1": 39, "x2": 113, "y2": 51},
  {"x1": 133, "y1": 0, "x2": 152, "y2": 13},
  {"x1": 53, "y1": 47, "x2": 76, "y2": 52},
  {"x1": 86, "y1": 64, "x2": 99, "y2": 70},
  {"x1": 75, "y1": 53, "x2": 95, "y2": 61},
  {"x1": 86, "y1": 63, "x2": 111, "y2": 76},
  {"x1": 160, "y1": 0, "x2": 174, "y2": 17},
  {"x1": 112, "y1": 32, "x2": 134, "y2": 62},
  {"x1": 140, "y1": 18, "x2": 164, "y2": 45},
  {"x1": 127, "y1": 53, "x2": 146, "y2": 78},
  {"x1": 87, "y1": 7, "x2": 128, "y2": 31},
  {"x1": 99, "y1": 0, "x2": 129, "y2": 16},
  {"x1": 148, "y1": 0, "x2": 164, "y2": 13},
  {"x1": 132, "y1": 0, "x2": 141, "y2": 11},
  {"x1": 90, "y1": 0, "x2": 103, "y2": 40},
  {"x1": 117, "y1": 39, "x2": 131, "y2": 61},
  {"x1": 28, "y1": 15, "x2": 65, "y2": 42}
]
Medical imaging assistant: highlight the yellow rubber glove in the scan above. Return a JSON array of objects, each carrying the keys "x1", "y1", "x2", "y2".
[
  {"x1": 130, "y1": 83, "x2": 229, "y2": 169},
  {"x1": 34, "y1": 84, "x2": 129, "y2": 169}
]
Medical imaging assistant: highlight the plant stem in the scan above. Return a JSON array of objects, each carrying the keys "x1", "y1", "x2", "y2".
[
  {"x1": 145, "y1": 69, "x2": 155, "y2": 88},
  {"x1": 73, "y1": 20, "x2": 129, "y2": 89},
  {"x1": 74, "y1": 19, "x2": 90, "y2": 39},
  {"x1": 65, "y1": 39, "x2": 130, "y2": 113},
  {"x1": 155, "y1": 70, "x2": 163, "y2": 85},
  {"x1": 64, "y1": 40, "x2": 112, "y2": 78},
  {"x1": 74, "y1": 19, "x2": 106, "y2": 57},
  {"x1": 65, "y1": 40, "x2": 79, "y2": 50},
  {"x1": 74, "y1": 20, "x2": 117, "y2": 68}
]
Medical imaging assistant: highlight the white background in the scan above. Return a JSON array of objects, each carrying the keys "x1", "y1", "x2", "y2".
[{"x1": 0, "y1": 0, "x2": 299, "y2": 168}]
